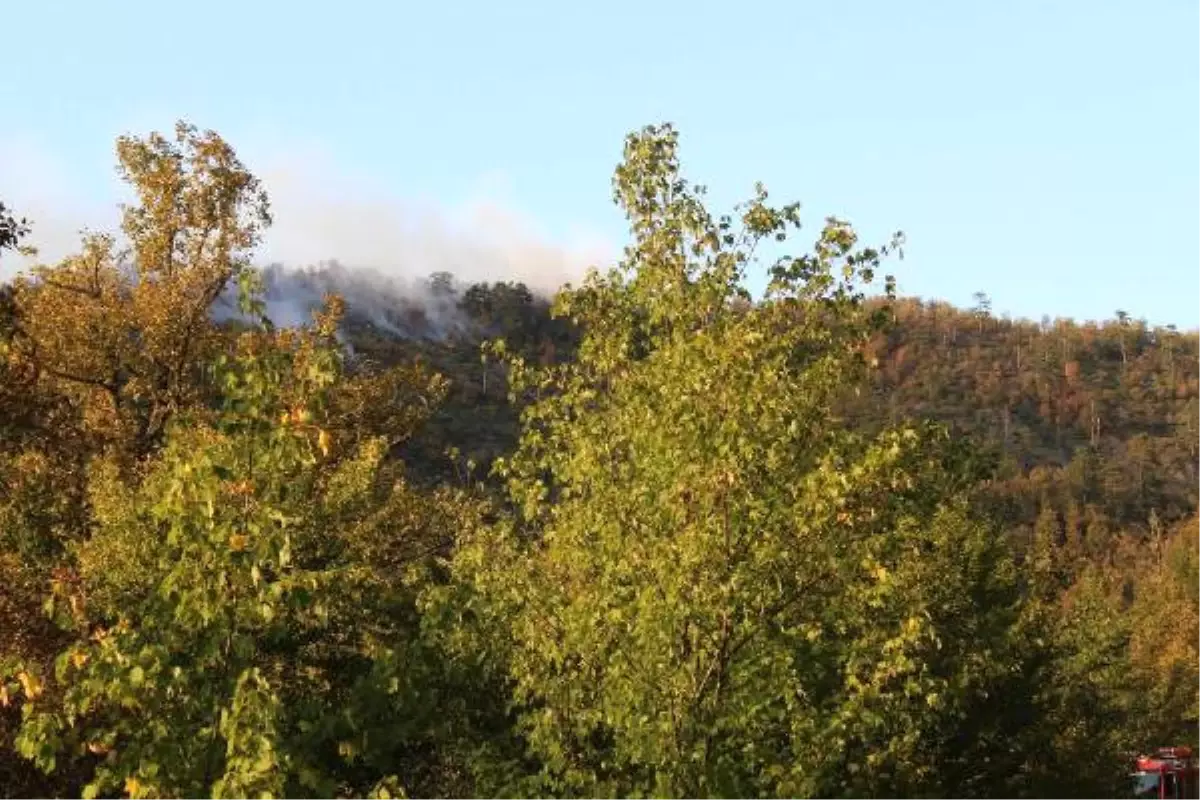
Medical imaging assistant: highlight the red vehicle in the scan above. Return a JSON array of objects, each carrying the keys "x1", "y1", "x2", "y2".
[{"x1": 1131, "y1": 747, "x2": 1199, "y2": 799}]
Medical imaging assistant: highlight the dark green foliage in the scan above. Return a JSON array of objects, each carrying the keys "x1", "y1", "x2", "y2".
[{"x1": 0, "y1": 201, "x2": 30, "y2": 256}]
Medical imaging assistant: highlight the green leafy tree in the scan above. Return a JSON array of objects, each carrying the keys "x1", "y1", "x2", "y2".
[
  {"x1": 1125, "y1": 516, "x2": 1200, "y2": 748},
  {"x1": 1036, "y1": 564, "x2": 1141, "y2": 793},
  {"x1": 448, "y1": 123, "x2": 1050, "y2": 797},
  {"x1": 0, "y1": 124, "x2": 521, "y2": 798},
  {"x1": 1, "y1": 124, "x2": 275, "y2": 699},
  {"x1": 4, "y1": 305, "x2": 489, "y2": 798}
]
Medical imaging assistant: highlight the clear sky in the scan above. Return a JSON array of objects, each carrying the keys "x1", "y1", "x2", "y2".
[{"x1": 2, "y1": 0, "x2": 1197, "y2": 327}]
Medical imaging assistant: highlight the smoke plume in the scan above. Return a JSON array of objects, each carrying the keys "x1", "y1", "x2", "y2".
[{"x1": 1, "y1": 134, "x2": 615, "y2": 335}]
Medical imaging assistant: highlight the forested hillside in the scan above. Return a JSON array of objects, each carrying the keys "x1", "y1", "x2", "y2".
[
  {"x1": 301, "y1": 267, "x2": 1200, "y2": 599},
  {"x1": 859, "y1": 300, "x2": 1197, "y2": 551},
  {"x1": 1, "y1": 122, "x2": 1196, "y2": 798}
]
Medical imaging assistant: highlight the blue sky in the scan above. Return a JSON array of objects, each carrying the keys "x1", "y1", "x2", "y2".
[{"x1": 3, "y1": 0, "x2": 1197, "y2": 327}]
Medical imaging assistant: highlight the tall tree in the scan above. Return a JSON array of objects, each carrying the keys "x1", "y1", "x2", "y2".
[
  {"x1": 5, "y1": 122, "x2": 271, "y2": 457},
  {"x1": 448, "y1": 124, "x2": 1050, "y2": 797},
  {"x1": 5, "y1": 311, "x2": 490, "y2": 798}
]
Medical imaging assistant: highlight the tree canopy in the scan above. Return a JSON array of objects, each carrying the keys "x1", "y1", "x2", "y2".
[{"x1": 1, "y1": 121, "x2": 1196, "y2": 799}]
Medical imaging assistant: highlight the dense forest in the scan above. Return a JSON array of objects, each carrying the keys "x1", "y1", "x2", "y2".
[{"x1": 0, "y1": 122, "x2": 1196, "y2": 798}]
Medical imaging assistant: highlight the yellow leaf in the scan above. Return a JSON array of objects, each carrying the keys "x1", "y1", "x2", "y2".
[
  {"x1": 318, "y1": 429, "x2": 331, "y2": 456},
  {"x1": 124, "y1": 776, "x2": 141, "y2": 797},
  {"x1": 229, "y1": 533, "x2": 248, "y2": 552},
  {"x1": 72, "y1": 650, "x2": 89, "y2": 669},
  {"x1": 17, "y1": 671, "x2": 42, "y2": 699}
]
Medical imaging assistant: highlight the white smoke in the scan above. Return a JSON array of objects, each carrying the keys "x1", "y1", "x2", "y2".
[
  {"x1": 211, "y1": 262, "x2": 476, "y2": 340},
  {"x1": 255, "y1": 149, "x2": 610, "y2": 296},
  {"x1": 1, "y1": 132, "x2": 616, "y2": 333}
]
